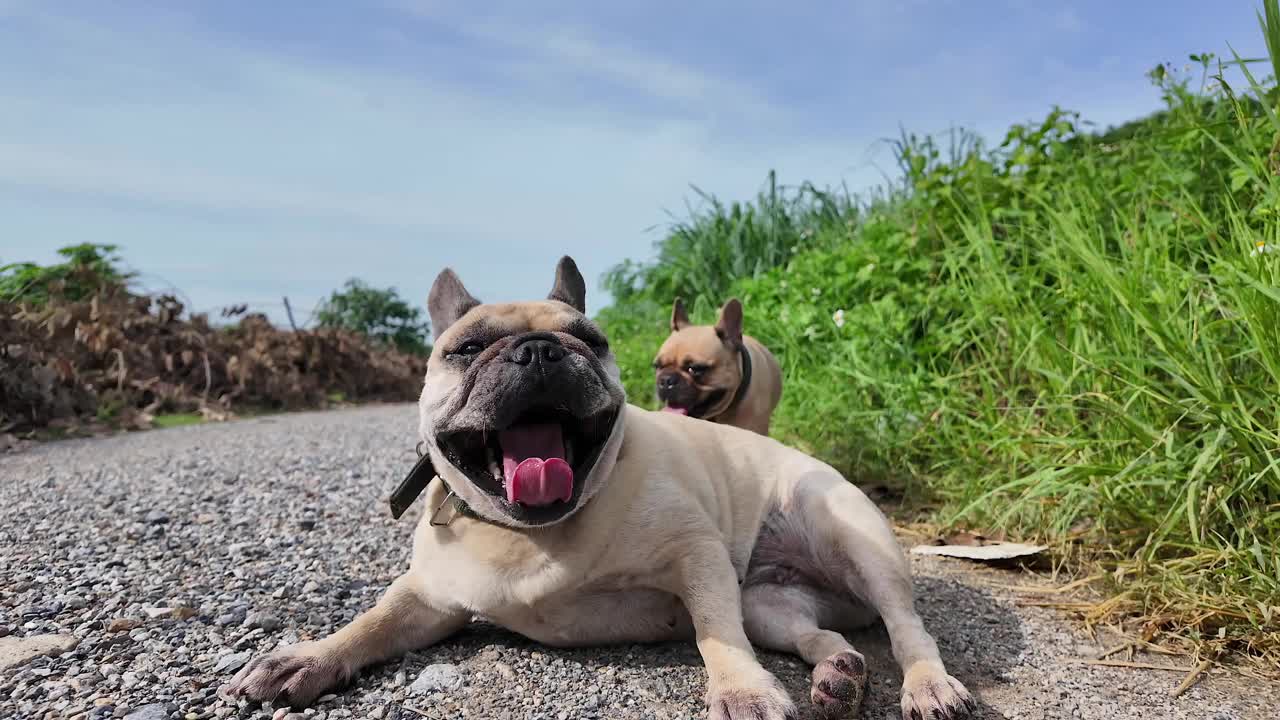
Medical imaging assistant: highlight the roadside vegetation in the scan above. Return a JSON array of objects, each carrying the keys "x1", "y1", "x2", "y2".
[
  {"x1": 598, "y1": 11, "x2": 1280, "y2": 668},
  {"x1": 0, "y1": 244, "x2": 429, "y2": 440}
]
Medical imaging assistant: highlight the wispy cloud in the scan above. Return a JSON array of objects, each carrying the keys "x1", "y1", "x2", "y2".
[
  {"x1": 0, "y1": 0, "x2": 1264, "y2": 326},
  {"x1": 388, "y1": 0, "x2": 790, "y2": 127},
  {"x1": 0, "y1": 142, "x2": 459, "y2": 232},
  {"x1": 0, "y1": 2, "x2": 868, "y2": 320}
]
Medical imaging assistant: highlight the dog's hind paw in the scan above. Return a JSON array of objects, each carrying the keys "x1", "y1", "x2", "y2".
[
  {"x1": 707, "y1": 678, "x2": 798, "y2": 720},
  {"x1": 810, "y1": 650, "x2": 867, "y2": 719},
  {"x1": 900, "y1": 663, "x2": 974, "y2": 720},
  {"x1": 221, "y1": 642, "x2": 349, "y2": 708}
]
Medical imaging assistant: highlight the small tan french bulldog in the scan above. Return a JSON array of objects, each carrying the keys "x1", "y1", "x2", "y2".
[
  {"x1": 654, "y1": 297, "x2": 782, "y2": 435},
  {"x1": 224, "y1": 256, "x2": 972, "y2": 720}
]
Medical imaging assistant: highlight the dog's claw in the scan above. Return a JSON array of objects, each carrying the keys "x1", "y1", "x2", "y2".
[
  {"x1": 222, "y1": 642, "x2": 349, "y2": 708},
  {"x1": 900, "y1": 666, "x2": 972, "y2": 720},
  {"x1": 707, "y1": 678, "x2": 797, "y2": 720}
]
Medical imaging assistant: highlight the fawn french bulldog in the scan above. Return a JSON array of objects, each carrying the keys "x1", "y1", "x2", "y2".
[
  {"x1": 225, "y1": 257, "x2": 972, "y2": 720},
  {"x1": 654, "y1": 297, "x2": 782, "y2": 435}
]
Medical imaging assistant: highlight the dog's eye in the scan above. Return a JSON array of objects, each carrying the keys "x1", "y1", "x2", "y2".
[
  {"x1": 686, "y1": 364, "x2": 710, "y2": 377},
  {"x1": 449, "y1": 341, "x2": 484, "y2": 357}
]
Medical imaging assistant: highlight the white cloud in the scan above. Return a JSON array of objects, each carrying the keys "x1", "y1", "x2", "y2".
[
  {"x1": 0, "y1": 142, "x2": 456, "y2": 232},
  {"x1": 1, "y1": 0, "x2": 1226, "y2": 327},
  {"x1": 389, "y1": 0, "x2": 790, "y2": 126},
  {"x1": 0, "y1": 3, "x2": 868, "y2": 324}
]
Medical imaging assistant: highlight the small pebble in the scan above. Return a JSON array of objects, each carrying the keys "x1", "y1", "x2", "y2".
[
  {"x1": 213, "y1": 651, "x2": 251, "y2": 674},
  {"x1": 243, "y1": 611, "x2": 282, "y2": 632},
  {"x1": 144, "y1": 510, "x2": 170, "y2": 525},
  {"x1": 408, "y1": 664, "x2": 463, "y2": 694},
  {"x1": 122, "y1": 704, "x2": 168, "y2": 720}
]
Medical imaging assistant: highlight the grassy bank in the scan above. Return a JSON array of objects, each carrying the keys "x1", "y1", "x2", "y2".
[{"x1": 597, "y1": 37, "x2": 1280, "y2": 664}]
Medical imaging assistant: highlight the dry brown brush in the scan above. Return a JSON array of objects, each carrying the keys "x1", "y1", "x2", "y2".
[{"x1": 1, "y1": 282, "x2": 428, "y2": 438}]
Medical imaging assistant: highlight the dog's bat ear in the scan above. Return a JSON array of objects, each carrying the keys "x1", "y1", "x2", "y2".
[
  {"x1": 547, "y1": 256, "x2": 587, "y2": 313},
  {"x1": 428, "y1": 268, "x2": 481, "y2": 341},
  {"x1": 670, "y1": 297, "x2": 690, "y2": 332},
  {"x1": 715, "y1": 298, "x2": 743, "y2": 346}
]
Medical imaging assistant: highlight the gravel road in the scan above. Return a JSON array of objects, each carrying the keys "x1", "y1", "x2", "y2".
[{"x1": 2, "y1": 404, "x2": 1275, "y2": 720}]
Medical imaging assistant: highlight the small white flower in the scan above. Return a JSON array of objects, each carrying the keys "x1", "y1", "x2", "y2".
[
  {"x1": 832, "y1": 309, "x2": 845, "y2": 328},
  {"x1": 811, "y1": 287, "x2": 821, "y2": 296},
  {"x1": 1251, "y1": 241, "x2": 1270, "y2": 257}
]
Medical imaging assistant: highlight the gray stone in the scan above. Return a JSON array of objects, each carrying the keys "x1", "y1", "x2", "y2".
[
  {"x1": 212, "y1": 651, "x2": 251, "y2": 674},
  {"x1": 123, "y1": 704, "x2": 168, "y2": 720},
  {"x1": 144, "y1": 510, "x2": 170, "y2": 525},
  {"x1": 243, "y1": 611, "x2": 281, "y2": 632},
  {"x1": 214, "y1": 608, "x2": 245, "y2": 627},
  {"x1": 0, "y1": 633, "x2": 78, "y2": 671},
  {"x1": 408, "y1": 663, "x2": 462, "y2": 694}
]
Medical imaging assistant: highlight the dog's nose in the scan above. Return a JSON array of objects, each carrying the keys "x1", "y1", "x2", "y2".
[
  {"x1": 510, "y1": 335, "x2": 566, "y2": 366},
  {"x1": 658, "y1": 374, "x2": 680, "y2": 390}
]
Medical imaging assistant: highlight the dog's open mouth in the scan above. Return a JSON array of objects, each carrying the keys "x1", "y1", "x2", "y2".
[
  {"x1": 437, "y1": 407, "x2": 615, "y2": 509},
  {"x1": 660, "y1": 389, "x2": 726, "y2": 420}
]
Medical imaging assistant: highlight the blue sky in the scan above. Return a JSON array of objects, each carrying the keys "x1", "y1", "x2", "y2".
[{"x1": 0, "y1": 1, "x2": 1266, "y2": 327}]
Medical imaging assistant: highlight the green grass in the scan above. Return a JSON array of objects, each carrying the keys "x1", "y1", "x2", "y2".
[
  {"x1": 597, "y1": 16, "x2": 1280, "y2": 665},
  {"x1": 152, "y1": 413, "x2": 204, "y2": 429}
]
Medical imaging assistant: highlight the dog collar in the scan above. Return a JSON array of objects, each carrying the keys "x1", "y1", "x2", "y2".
[
  {"x1": 389, "y1": 443, "x2": 479, "y2": 525},
  {"x1": 722, "y1": 342, "x2": 753, "y2": 416}
]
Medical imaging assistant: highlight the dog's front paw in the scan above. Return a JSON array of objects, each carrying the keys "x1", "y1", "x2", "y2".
[
  {"x1": 222, "y1": 642, "x2": 349, "y2": 708},
  {"x1": 900, "y1": 664, "x2": 973, "y2": 720},
  {"x1": 707, "y1": 677, "x2": 797, "y2": 720},
  {"x1": 811, "y1": 650, "x2": 867, "y2": 719}
]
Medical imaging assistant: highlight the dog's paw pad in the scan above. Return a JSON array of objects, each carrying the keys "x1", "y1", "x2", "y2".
[
  {"x1": 810, "y1": 650, "x2": 867, "y2": 719},
  {"x1": 222, "y1": 645, "x2": 348, "y2": 708},
  {"x1": 901, "y1": 666, "x2": 974, "y2": 720},
  {"x1": 708, "y1": 681, "x2": 798, "y2": 720}
]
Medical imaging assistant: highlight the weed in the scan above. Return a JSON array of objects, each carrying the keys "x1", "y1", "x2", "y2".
[
  {"x1": 600, "y1": 14, "x2": 1280, "y2": 666},
  {"x1": 152, "y1": 413, "x2": 203, "y2": 429}
]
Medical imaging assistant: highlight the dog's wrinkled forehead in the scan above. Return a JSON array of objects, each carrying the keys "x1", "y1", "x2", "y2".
[
  {"x1": 435, "y1": 301, "x2": 592, "y2": 351},
  {"x1": 421, "y1": 257, "x2": 616, "y2": 404}
]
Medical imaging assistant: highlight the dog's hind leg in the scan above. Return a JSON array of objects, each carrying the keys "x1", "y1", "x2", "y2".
[
  {"x1": 741, "y1": 583, "x2": 869, "y2": 719},
  {"x1": 224, "y1": 574, "x2": 467, "y2": 707}
]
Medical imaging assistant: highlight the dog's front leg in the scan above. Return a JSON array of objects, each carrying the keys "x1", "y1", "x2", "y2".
[
  {"x1": 224, "y1": 574, "x2": 467, "y2": 707},
  {"x1": 674, "y1": 541, "x2": 797, "y2": 720}
]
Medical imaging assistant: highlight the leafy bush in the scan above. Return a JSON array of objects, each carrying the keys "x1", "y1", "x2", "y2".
[
  {"x1": 0, "y1": 243, "x2": 133, "y2": 305},
  {"x1": 598, "y1": 40, "x2": 1280, "y2": 662},
  {"x1": 314, "y1": 279, "x2": 431, "y2": 355}
]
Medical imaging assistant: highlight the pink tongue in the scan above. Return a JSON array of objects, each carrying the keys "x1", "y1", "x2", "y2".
[
  {"x1": 661, "y1": 405, "x2": 688, "y2": 416},
  {"x1": 499, "y1": 423, "x2": 573, "y2": 506}
]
